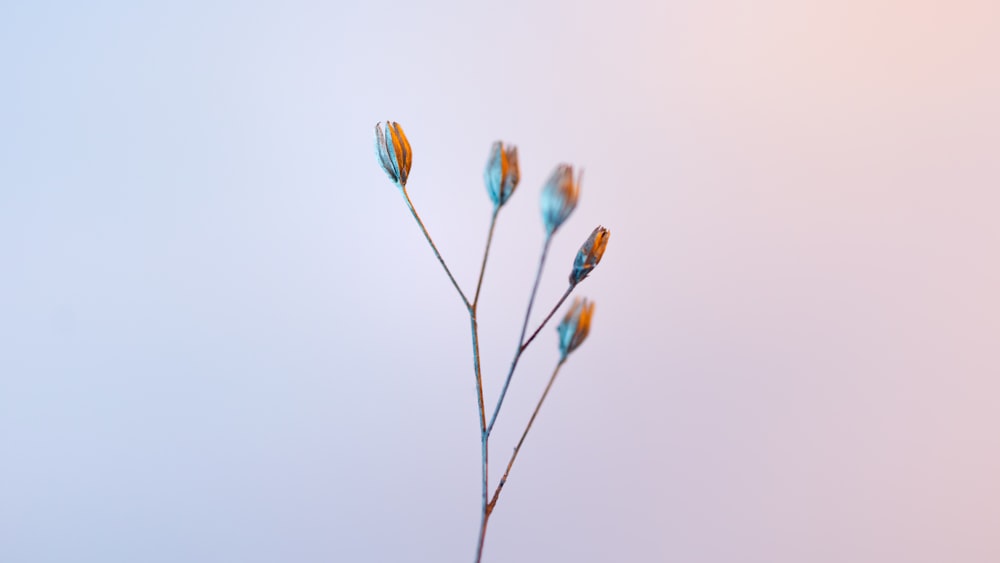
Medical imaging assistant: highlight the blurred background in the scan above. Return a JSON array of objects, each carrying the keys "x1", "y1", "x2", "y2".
[{"x1": 2, "y1": 1, "x2": 998, "y2": 561}]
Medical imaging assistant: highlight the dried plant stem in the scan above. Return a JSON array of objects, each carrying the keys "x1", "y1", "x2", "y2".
[
  {"x1": 399, "y1": 185, "x2": 471, "y2": 309},
  {"x1": 381, "y1": 129, "x2": 607, "y2": 563},
  {"x1": 520, "y1": 284, "x2": 574, "y2": 352},
  {"x1": 487, "y1": 278, "x2": 575, "y2": 438},
  {"x1": 474, "y1": 207, "x2": 500, "y2": 308},
  {"x1": 471, "y1": 209, "x2": 502, "y2": 563},
  {"x1": 470, "y1": 314, "x2": 489, "y2": 563},
  {"x1": 395, "y1": 186, "x2": 484, "y2": 438},
  {"x1": 488, "y1": 358, "x2": 566, "y2": 512},
  {"x1": 483, "y1": 235, "x2": 552, "y2": 438},
  {"x1": 476, "y1": 238, "x2": 575, "y2": 562},
  {"x1": 397, "y1": 185, "x2": 491, "y2": 561},
  {"x1": 520, "y1": 235, "x2": 554, "y2": 350}
]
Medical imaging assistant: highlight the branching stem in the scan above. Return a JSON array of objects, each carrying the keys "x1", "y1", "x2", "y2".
[
  {"x1": 398, "y1": 188, "x2": 581, "y2": 563},
  {"x1": 483, "y1": 236, "x2": 550, "y2": 439},
  {"x1": 471, "y1": 208, "x2": 501, "y2": 563},
  {"x1": 519, "y1": 285, "x2": 574, "y2": 353},
  {"x1": 397, "y1": 185, "x2": 490, "y2": 560},
  {"x1": 399, "y1": 185, "x2": 470, "y2": 309},
  {"x1": 470, "y1": 314, "x2": 488, "y2": 563},
  {"x1": 488, "y1": 358, "x2": 566, "y2": 512},
  {"x1": 487, "y1": 280, "x2": 575, "y2": 437}
]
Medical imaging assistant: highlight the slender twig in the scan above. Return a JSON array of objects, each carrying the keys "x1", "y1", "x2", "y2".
[
  {"x1": 486, "y1": 281, "x2": 575, "y2": 437},
  {"x1": 398, "y1": 183, "x2": 489, "y2": 560},
  {"x1": 473, "y1": 207, "x2": 500, "y2": 308},
  {"x1": 483, "y1": 236, "x2": 552, "y2": 437},
  {"x1": 488, "y1": 358, "x2": 566, "y2": 512},
  {"x1": 470, "y1": 314, "x2": 489, "y2": 563},
  {"x1": 518, "y1": 235, "x2": 553, "y2": 347},
  {"x1": 468, "y1": 316, "x2": 487, "y2": 433},
  {"x1": 470, "y1": 208, "x2": 501, "y2": 563},
  {"x1": 520, "y1": 285, "x2": 574, "y2": 353},
  {"x1": 399, "y1": 184, "x2": 471, "y2": 309}
]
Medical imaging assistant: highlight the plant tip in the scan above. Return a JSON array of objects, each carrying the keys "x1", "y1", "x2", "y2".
[
  {"x1": 570, "y1": 225, "x2": 610, "y2": 285},
  {"x1": 485, "y1": 141, "x2": 520, "y2": 208},
  {"x1": 374, "y1": 121, "x2": 412, "y2": 187}
]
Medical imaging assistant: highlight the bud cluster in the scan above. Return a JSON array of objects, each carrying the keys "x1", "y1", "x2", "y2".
[{"x1": 372, "y1": 120, "x2": 610, "y2": 359}]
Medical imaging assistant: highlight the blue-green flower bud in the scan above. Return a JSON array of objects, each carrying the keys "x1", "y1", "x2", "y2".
[
  {"x1": 374, "y1": 121, "x2": 412, "y2": 187},
  {"x1": 484, "y1": 141, "x2": 519, "y2": 208},
  {"x1": 557, "y1": 297, "x2": 594, "y2": 359},
  {"x1": 570, "y1": 226, "x2": 609, "y2": 285},
  {"x1": 540, "y1": 164, "x2": 580, "y2": 235}
]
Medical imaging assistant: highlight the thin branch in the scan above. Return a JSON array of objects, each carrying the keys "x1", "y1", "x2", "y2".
[
  {"x1": 488, "y1": 358, "x2": 566, "y2": 512},
  {"x1": 484, "y1": 236, "x2": 552, "y2": 436},
  {"x1": 399, "y1": 185, "x2": 471, "y2": 309},
  {"x1": 468, "y1": 316, "x2": 488, "y2": 434},
  {"x1": 520, "y1": 284, "x2": 575, "y2": 353},
  {"x1": 398, "y1": 184, "x2": 490, "y2": 562},
  {"x1": 473, "y1": 207, "x2": 500, "y2": 308},
  {"x1": 518, "y1": 234, "x2": 553, "y2": 348},
  {"x1": 486, "y1": 282, "x2": 576, "y2": 437},
  {"x1": 472, "y1": 210, "x2": 501, "y2": 563},
  {"x1": 470, "y1": 310, "x2": 489, "y2": 562},
  {"x1": 475, "y1": 426, "x2": 489, "y2": 562}
]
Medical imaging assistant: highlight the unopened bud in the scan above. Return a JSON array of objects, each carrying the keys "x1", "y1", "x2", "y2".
[
  {"x1": 484, "y1": 141, "x2": 519, "y2": 208},
  {"x1": 540, "y1": 164, "x2": 580, "y2": 235},
  {"x1": 570, "y1": 226, "x2": 610, "y2": 285},
  {"x1": 557, "y1": 297, "x2": 594, "y2": 359},
  {"x1": 374, "y1": 121, "x2": 412, "y2": 187}
]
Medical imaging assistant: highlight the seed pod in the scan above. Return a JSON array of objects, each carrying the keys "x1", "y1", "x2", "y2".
[
  {"x1": 540, "y1": 164, "x2": 580, "y2": 235},
  {"x1": 484, "y1": 141, "x2": 520, "y2": 208},
  {"x1": 374, "y1": 121, "x2": 412, "y2": 187},
  {"x1": 557, "y1": 297, "x2": 595, "y2": 359},
  {"x1": 570, "y1": 225, "x2": 610, "y2": 285}
]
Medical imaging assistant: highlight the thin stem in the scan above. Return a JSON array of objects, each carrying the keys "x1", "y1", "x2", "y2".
[
  {"x1": 397, "y1": 184, "x2": 488, "y2": 559},
  {"x1": 475, "y1": 429, "x2": 489, "y2": 562},
  {"x1": 470, "y1": 314, "x2": 489, "y2": 563},
  {"x1": 472, "y1": 211, "x2": 501, "y2": 563},
  {"x1": 520, "y1": 285, "x2": 574, "y2": 353},
  {"x1": 487, "y1": 358, "x2": 566, "y2": 512},
  {"x1": 486, "y1": 282, "x2": 575, "y2": 437},
  {"x1": 396, "y1": 185, "x2": 500, "y2": 560},
  {"x1": 473, "y1": 207, "x2": 500, "y2": 308},
  {"x1": 519, "y1": 234, "x2": 553, "y2": 348},
  {"x1": 469, "y1": 316, "x2": 488, "y2": 434},
  {"x1": 399, "y1": 185, "x2": 470, "y2": 309},
  {"x1": 484, "y1": 236, "x2": 552, "y2": 437}
]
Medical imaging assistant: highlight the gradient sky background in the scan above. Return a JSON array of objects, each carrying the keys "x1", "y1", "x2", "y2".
[{"x1": 2, "y1": 1, "x2": 999, "y2": 562}]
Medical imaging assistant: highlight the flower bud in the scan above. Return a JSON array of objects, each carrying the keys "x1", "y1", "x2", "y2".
[
  {"x1": 557, "y1": 297, "x2": 594, "y2": 359},
  {"x1": 484, "y1": 141, "x2": 519, "y2": 208},
  {"x1": 570, "y1": 225, "x2": 610, "y2": 285},
  {"x1": 374, "y1": 121, "x2": 412, "y2": 187},
  {"x1": 540, "y1": 164, "x2": 580, "y2": 235}
]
